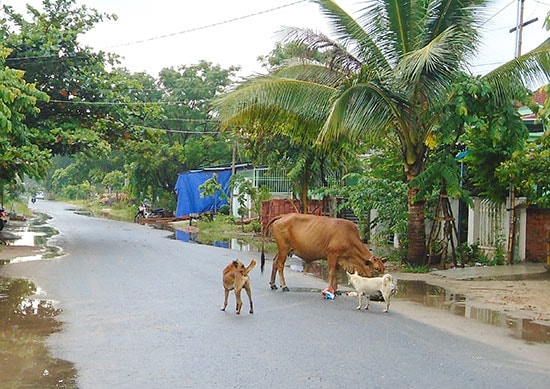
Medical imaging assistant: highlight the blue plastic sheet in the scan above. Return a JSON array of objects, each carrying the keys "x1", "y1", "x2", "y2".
[{"x1": 174, "y1": 170, "x2": 231, "y2": 218}]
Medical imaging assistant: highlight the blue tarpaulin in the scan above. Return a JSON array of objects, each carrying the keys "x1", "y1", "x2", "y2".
[{"x1": 174, "y1": 169, "x2": 232, "y2": 218}]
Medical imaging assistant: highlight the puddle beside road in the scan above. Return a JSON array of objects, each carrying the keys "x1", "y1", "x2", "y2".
[
  {"x1": 172, "y1": 228, "x2": 262, "y2": 252},
  {"x1": 286, "y1": 261, "x2": 550, "y2": 344},
  {"x1": 0, "y1": 219, "x2": 61, "y2": 264},
  {"x1": 0, "y1": 277, "x2": 77, "y2": 388},
  {"x1": 395, "y1": 279, "x2": 550, "y2": 344}
]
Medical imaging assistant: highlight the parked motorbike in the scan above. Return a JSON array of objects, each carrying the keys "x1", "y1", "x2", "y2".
[
  {"x1": 134, "y1": 203, "x2": 168, "y2": 222},
  {"x1": 0, "y1": 207, "x2": 9, "y2": 231}
]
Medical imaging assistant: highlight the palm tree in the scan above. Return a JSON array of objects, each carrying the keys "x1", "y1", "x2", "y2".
[{"x1": 214, "y1": 0, "x2": 550, "y2": 266}]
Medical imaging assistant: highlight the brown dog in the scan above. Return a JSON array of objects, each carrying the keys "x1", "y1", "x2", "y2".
[{"x1": 221, "y1": 258, "x2": 256, "y2": 314}]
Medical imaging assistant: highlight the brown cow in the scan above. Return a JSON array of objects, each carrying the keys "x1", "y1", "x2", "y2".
[{"x1": 261, "y1": 213, "x2": 385, "y2": 292}]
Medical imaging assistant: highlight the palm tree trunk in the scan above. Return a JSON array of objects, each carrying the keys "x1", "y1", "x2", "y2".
[{"x1": 406, "y1": 186, "x2": 427, "y2": 266}]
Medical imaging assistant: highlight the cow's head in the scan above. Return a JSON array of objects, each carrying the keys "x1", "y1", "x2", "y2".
[
  {"x1": 370, "y1": 256, "x2": 386, "y2": 275},
  {"x1": 341, "y1": 255, "x2": 386, "y2": 278}
]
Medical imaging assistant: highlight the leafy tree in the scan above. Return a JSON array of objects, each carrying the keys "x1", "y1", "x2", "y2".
[
  {"x1": 121, "y1": 62, "x2": 238, "y2": 207},
  {"x1": 496, "y1": 86, "x2": 550, "y2": 207},
  {"x1": 213, "y1": 0, "x2": 550, "y2": 265},
  {"x1": 229, "y1": 174, "x2": 271, "y2": 229},
  {"x1": 218, "y1": 41, "x2": 363, "y2": 212},
  {"x1": 1, "y1": 0, "x2": 151, "y2": 157},
  {"x1": 199, "y1": 173, "x2": 228, "y2": 215},
  {"x1": 0, "y1": 46, "x2": 50, "y2": 199}
]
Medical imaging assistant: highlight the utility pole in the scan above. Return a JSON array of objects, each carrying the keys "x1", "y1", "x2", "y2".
[
  {"x1": 506, "y1": 0, "x2": 538, "y2": 264},
  {"x1": 509, "y1": 0, "x2": 539, "y2": 57}
]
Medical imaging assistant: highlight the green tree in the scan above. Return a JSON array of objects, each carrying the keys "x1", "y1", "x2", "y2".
[
  {"x1": 1, "y1": 0, "x2": 150, "y2": 156},
  {"x1": 496, "y1": 85, "x2": 550, "y2": 207},
  {"x1": 0, "y1": 46, "x2": 50, "y2": 197},
  {"x1": 214, "y1": 0, "x2": 550, "y2": 265}
]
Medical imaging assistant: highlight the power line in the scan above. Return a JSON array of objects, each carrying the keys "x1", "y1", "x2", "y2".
[
  {"x1": 5, "y1": 1, "x2": 307, "y2": 63},
  {"x1": 105, "y1": 0, "x2": 307, "y2": 49},
  {"x1": 481, "y1": 0, "x2": 516, "y2": 26},
  {"x1": 135, "y1": 125, "x2": 220, "y2": 134},
  {"x1": 48, "y1": 99, "x2": 188, "y2": 106}
]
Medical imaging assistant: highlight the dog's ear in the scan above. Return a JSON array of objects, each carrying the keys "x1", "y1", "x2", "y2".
[{"x1": 232, "y1": 260, "x2": 239, "y2": 268}]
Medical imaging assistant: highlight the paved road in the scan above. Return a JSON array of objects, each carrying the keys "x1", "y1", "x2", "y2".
[{"x1": 2, "y1": 200, "x2": 549, "y2": 388}]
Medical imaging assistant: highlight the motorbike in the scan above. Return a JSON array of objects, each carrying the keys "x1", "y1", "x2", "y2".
[
  {"x1": 134, "y1": 203, "x2": 167, "y2": 222},
  {"x1": 0, "y1": 207, "x2": 9, "y2": 231}
]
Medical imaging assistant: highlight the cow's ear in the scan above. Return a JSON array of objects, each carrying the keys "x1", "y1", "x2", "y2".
[{"x1": 381, "y1": 257, "x2": 388, "y2": 263}]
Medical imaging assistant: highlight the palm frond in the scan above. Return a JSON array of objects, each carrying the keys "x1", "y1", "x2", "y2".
[
  {"x1": 279, "y1": 26, "x2": 363, "y2": 73},
  {"x1": 397, "y1": 26, "x2": 470, "y2": 104},
  {"x1": 483, "y1": 38, "x2": 550, "y2": 96},
  {"x1": 320, "y1": 80, "x2": 412, "y2": 145},
  {"x1": 272, "y1": 62, "x2": 345, "y2": 88},
  {"x1": 213, "y1": 77, "x2": 335, "y2": 129},
  {"x1": 313, "y1": 0, "x2": 392, "y2": 72}
]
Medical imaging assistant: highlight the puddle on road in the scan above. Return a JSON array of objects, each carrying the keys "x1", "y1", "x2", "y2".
[
  {"x1": 0, "y1": 277, "x2": 77, "y2": 388},
  {"x1": 172, "y1": 228, "x2": 262, "y2": 252},
  {"x1": 0, "y1": 219, "x2": 61, "y2": 264},
  {"x1": 395, "y1": 279, "x2": 550, "y2": 344}
]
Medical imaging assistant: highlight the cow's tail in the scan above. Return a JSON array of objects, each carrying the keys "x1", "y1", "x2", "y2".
[{"x1": 260, "y1": 215, "x2": 282, "y2": 273}]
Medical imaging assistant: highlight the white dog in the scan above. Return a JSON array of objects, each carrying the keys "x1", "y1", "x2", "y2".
[{"x1": 346, "y1": 271, "x2": 396, "y2": 312}]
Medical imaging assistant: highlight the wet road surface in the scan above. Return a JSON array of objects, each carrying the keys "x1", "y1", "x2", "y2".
[{"x1": 1, "y1": 200, "x2": 549, "y2": 388}]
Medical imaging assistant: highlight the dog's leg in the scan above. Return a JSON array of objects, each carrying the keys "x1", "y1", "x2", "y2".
[
  {"x1": 356, "y1": 292, "x2": 363, "y2": 310},
  {"x1": 235, "y1": 287, "x2": 243, "y2": 314},
  {"x1": 244, "y1": 281, "x2": 253, "y2": 314},
  {"x1": 365, "y1": 294, "x2": 370, "y2": 310},
  {"x1": 382, "y1": 291, "x2": 390, "y2": 312},
  {"x1": 221, "y1": 288, "x2": 229, "y2": 311}
]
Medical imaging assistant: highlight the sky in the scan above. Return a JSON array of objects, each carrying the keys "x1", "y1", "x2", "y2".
[{"x1": 2, "y1": 0, "x2": 549, "y2": 79}]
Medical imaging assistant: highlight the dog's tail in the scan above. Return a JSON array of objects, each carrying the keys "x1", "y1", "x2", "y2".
[
  {"x1": 383, "y1": 273, "x2": 392, "y2": 286},
  {"x1": 245, "y1": 258, "x2": 257, "y2": 276}
]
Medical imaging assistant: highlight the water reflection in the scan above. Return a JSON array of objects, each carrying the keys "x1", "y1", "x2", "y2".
[
  {"x1": 396, "y1": 279, "x2": 550, "y2": 344},
  {"x1": 175, "y1": 228, "x2": 199, "y2": 243},
  {"x1": 0, "y1": 221, "x2": 60, "y2": 264},
  {"x1": 0, "y1": 277, "x2": 77, "y2": 388},
  {"x1": 173, "y1": 229, "x2": 261, "y2": 252}
]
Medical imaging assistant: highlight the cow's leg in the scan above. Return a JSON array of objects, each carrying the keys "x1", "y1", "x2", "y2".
[
  {"x1": 235, "y1": 288, "x2": 243, "y2": 314},
  {"x1": 277, "y1": 254, "x2": 289, "y2": 292},
  {"x1": 244, "y1": 281, "x2": 254, "y2": 314},
  {"x1": 221, "y1": 288, "x2": 229, "y2": 311},
  {"x1": 269, "y1": 253, "x2": 279, "y2": 290},
  {"x1": 326, "y1": 254, "x2": 339, "y2": 293}
]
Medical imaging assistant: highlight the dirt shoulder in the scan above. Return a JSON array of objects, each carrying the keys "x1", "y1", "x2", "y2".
[
  {"x1": 393, "y1": 270, "x2": 550, "y2": 322},
  {"x1": 0, "y1": 245, "x2": 45, "y2": 262}
]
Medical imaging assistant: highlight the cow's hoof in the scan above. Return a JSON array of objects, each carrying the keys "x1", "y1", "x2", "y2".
[
  {"x1": 282, "y1": 286, "x2": 290, "y2": 292},
  {"x1": 270, "y1": 284, "x2": 278, "y2": 290}
]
